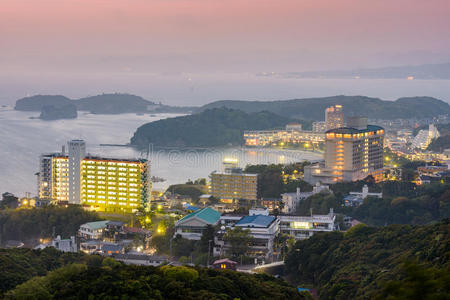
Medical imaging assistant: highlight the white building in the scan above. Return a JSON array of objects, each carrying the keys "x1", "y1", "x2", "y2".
[
  {"x1": 279, "y1": 209, "x2": 336, "y2": 240},
  {"x1": 51, "y1": 235, "x2": 77, "y2": 252},
  {"x1": 68, "y1": 140, "x2": 86, "y2": 204},
  {"x1": 349, "y1": 184, "x2": 382, "y2": 199},
  {"x1": 215, "y1": 214, "x2": 280, "y2": 260},
  {"x1": 312, "y1": 121, "x2": 327, "y2": 132},
  {"x1": 411, "y1": 124, "x2": 440, "y2": 150},
  {"x1": 281, "y1": 184, "x2": 331, "y2": 214},
  {"x1": 78, "y1": 220, "x2": 109, "y2": 240}
]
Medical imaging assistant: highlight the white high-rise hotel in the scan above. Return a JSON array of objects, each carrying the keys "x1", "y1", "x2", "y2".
[{"x1": 38, "y1": 140, "x2": 151, "y2": 213}]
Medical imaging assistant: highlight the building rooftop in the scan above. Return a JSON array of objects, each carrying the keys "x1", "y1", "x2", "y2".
[
  {"x1": 82, "y1": 220, "x2": 110, "y2": 230},
  {"x1": 235, "y1": 215, "x2": 276, "y2": 228},
  {"x1": 177, "y1": 207, "x2": 221, "y2": 225},
  {"x1": 326, "y1": 125, "x2": 384, "y2": 134},
  {"x1": 84, "y1": 156, "x2": 147, "y2": 163}
]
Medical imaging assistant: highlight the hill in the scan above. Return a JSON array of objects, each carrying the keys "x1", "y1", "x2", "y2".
[
  {"x1": 130, "y1": 107, "x2": 295, "y2": 148},
  {"x1": 39, "y1": 103, "x2": 77, "y2": 120},
  {"x1": 14, "y1": 95, "x2": 72, "y2": 111},
  {"x1": 198, "y1": 96, "x2": 450, "y2": 120},
  {"x1": 284, "y1": 219, "x2": 450, "y2": 299},
  {"x1": 14, "y1": 93, "x2": 193, "y2": 117},
  {"x1": 1, "y1": 249, "x2": 307, "y2": 300}
]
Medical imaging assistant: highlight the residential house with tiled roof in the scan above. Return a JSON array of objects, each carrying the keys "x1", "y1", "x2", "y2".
[{"x1": 174, "y1": 207, "x2": 221, "y2": 240}]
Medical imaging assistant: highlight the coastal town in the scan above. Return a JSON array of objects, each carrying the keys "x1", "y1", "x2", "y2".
[{"x1": 2, "y1": 104, "x2": 448, "y2": 282}]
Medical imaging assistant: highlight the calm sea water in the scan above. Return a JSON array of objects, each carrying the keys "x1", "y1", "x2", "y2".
[{"x1": 0, "y1": 109, "x2": 321, "y2": 197}]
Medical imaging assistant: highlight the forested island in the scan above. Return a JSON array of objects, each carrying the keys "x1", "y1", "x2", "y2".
[
  {"x1": 14, "y1": 93, "x2": 193, "y2": 119},
  {"x1": 130, "y1": 108, "x2": 296, "y2": 148}
]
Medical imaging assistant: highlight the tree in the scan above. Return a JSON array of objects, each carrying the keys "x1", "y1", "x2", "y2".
[{"x1": 223, "y1": 227, "x2": 253, "y2": 257}]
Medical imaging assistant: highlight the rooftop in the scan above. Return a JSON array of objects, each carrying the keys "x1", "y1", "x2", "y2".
[
  {"x1": 326, "y1": 125, "x2": 384, "y2": 134},
  {"x1": 235, "y1": 215, "x2": 276, "y2": 228},
  {"x1": 82, "y1": 220, "x2": 109, "y2": 230},
  {"x1": 177, "y1": 207, "x2": 221, "y2": 225}
]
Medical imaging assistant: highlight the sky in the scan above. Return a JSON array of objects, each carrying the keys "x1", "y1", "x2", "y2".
[{"x1": 0, "y1": 0, "x2": 450, "y2": 103}]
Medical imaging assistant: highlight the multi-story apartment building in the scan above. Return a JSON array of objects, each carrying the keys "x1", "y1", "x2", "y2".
[
  {"x1": 38, "y1": 140, "x2": 150, "y2": 213},
  {"x1": 304, "y1": 123, "x2": 385, "y2": 184},
  {"x1": 210, "y1": 168, "x2": 258, "y2": 204},
  {"x1": 325, "y1": 105, "x2": 345, "y2": 130},
  {"x1": 312, "y1": 121, "x2": 327, "y2": 132}
]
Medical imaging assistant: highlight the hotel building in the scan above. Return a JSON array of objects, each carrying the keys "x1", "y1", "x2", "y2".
[
  {"x1": 210, "y1": 168, "x2": 258, "y2": 204},
  {"x1": 325, "y1": 105, "x2": 345, "y2": 130},
  {"x1": 38, "y1": 140, "x2": 150, "y2": 213},
  {"x1": 305, "y1": 123, "x2": 385, "y2": 184},
  {"x1": 243, "y1": 127, "x2": 325, "y2": 147}
]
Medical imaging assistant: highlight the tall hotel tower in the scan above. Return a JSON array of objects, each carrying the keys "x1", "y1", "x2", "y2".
[
  {"x1": 325, "y1": 105, "x2": 345, "y2": 130},
  {"x1": 68, "y1": 140, "x2": 86, "y2": 204},
  {"x1": 38, "y1": 140, "x2": 150, "y2": 213}
]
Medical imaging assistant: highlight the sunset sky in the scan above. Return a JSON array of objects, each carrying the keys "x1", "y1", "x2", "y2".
[
  {"x1": 1, "y1": 0, "x2": 449, "y2": 72},
  {"x1": 0, "y1": 0, "x2": 449, "y2": 103}
]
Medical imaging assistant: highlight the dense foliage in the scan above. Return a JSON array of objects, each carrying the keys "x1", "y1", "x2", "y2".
[
  {"x1": 0, "y1": 247, "x2": 87, "y2": 297},
  {"x1": 244, "y1": 163, "x2": 312, "y2": 199},
  {"x1": 198, "y1": 96, "x2": 450, "y2": 120},
  {"x1": 0, "y1": 206, "x2": 101, "y2": 245},
  {"x1": 296, "y1": 181, "x2": 450, "y2": 226},
  {"x1": 284, "y1": 220, "x2": 450, "y2": 299},
  {"x1": 130, "y1": 108, "x2": 295, "y2": 148},
  {"x1": 3, "y1": 250, "x2": 306, "y2": 300}
]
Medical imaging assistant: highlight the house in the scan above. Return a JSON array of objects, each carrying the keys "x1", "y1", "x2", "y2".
[
  {"x1": 78, "y1": 220, "x2": 109, "y2": 240},
  {"x1": 281, "y1": 184, "x2": 331, "y2": 214},
  {"x1": 51, "y1": 235, "x2": 77, "y2": 252},
  {"x1": 112, "y1": 253, "x2": 168, "y2": 266},
  {"x1": 279, "y1": 209, "x2": 336, "y2": 240},
  {"x1": 212, "y1": 258, "x2": 238, "y2": 271},
  {"x1": 174, "y1": 207, "x2": 221, "y2": 240},
  {"x1": 215, "y1": 214, "x2": 280, "y2": 260}
]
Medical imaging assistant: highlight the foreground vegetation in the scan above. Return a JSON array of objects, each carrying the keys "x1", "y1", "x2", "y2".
[
  {"x1": 285, "y1": 219, "x2": 450, "y2": 299},
  {"x1": 0, "y1": 248, "x2": 307, "y2": 300},
  {"x1": 0, "y1": 206, "x2": 100, "y2": 245}
]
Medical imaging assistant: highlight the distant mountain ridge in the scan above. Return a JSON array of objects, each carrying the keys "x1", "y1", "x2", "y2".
[
  {"x1": 273, "y1": 62, "x2": 450, "y2": 79},
  {"x1": 198, "y1": 95, "x2": 450, "y2": 120},
  {"x1": 14, "y1": 93, "x2": 194, "y2": 117}
]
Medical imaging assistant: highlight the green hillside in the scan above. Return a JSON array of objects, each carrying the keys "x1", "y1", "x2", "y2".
[
  {"x1": 198, "y1": 96, "x2": 450, "y2": 120},
  {"x1": 285, "y1": 220, "x2": 450, "y2": 299},
  {"x1": 130, "y1": 107, "x2": 296, "y2": 148}
]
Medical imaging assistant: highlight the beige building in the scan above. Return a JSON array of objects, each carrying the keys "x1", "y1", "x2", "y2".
[
  {"x1": 210, "y1": 169, "x2": 258, "y2": 203},
  {"x1": 305, "y1": 125, "x2": 385, "y2": 184},
  {"x1": 325, "y1": 105, "x2": 344, "y2": 130}
]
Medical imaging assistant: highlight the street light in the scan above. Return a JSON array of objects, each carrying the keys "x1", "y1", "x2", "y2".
[{"x1": 207, "y1": 239, "x2": 212, "y2": 267}]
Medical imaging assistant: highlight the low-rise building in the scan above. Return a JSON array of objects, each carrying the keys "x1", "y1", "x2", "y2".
[
  {"x1": 51, "y1": 235, "x2": 77, "y2": 252},
  {"x1": 174, "y1": 207, "x2": 221, "y2": 240},
  {"x1": 78, "y1": 220, "x2": 110, "y2": 240},
  {"x1": 212, "y1": 258, "x2": 238, "y2": 271},
  {"x1": 112, "y1": 254, "x2": 168, "y2": 266},
  {"x1": 344, "y1": 184, "x2": 383, "y2": 206},
  {"x1": 279, "y1": 209, "x2": 335, "y2": 240},
  {"x1": 215, "y1": 214, "x2": 280, "y2": 260},
  {"x1": 281, "y1": 184, "x2": 331, "y2": 214}
]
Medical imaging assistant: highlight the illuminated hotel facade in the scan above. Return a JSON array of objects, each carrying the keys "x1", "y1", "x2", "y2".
[
  {"x1": 38, "y1": 140, "x2": 150, "y2": 213},
  {"x1": 210, "y1": 169, "x2": 258, "y2": 203},
  {"x1": 243, "y1": 128, "x2": 325, "y2": 147},
  {"x1": 325, "y1": 105, "x2": 345, "y2": 130},
  {"x1": 304, "y1": 125, "x2": 385, "y2": 184}
]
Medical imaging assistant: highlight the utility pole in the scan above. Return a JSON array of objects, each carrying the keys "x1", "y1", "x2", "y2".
[{"x1": 207, "y1": 239, "x2": 212, "y2": 267}]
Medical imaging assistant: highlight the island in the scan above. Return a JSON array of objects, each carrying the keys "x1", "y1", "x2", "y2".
[
  {"x1": 39, "y1": 104, "x2": 77, "y2": 120},
  {"x1": 14, "y1": 93, "x2": 194, "y2": 119},
  {"x1": 130, "y1": 107, "x2": 295, "y2": 148}
]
